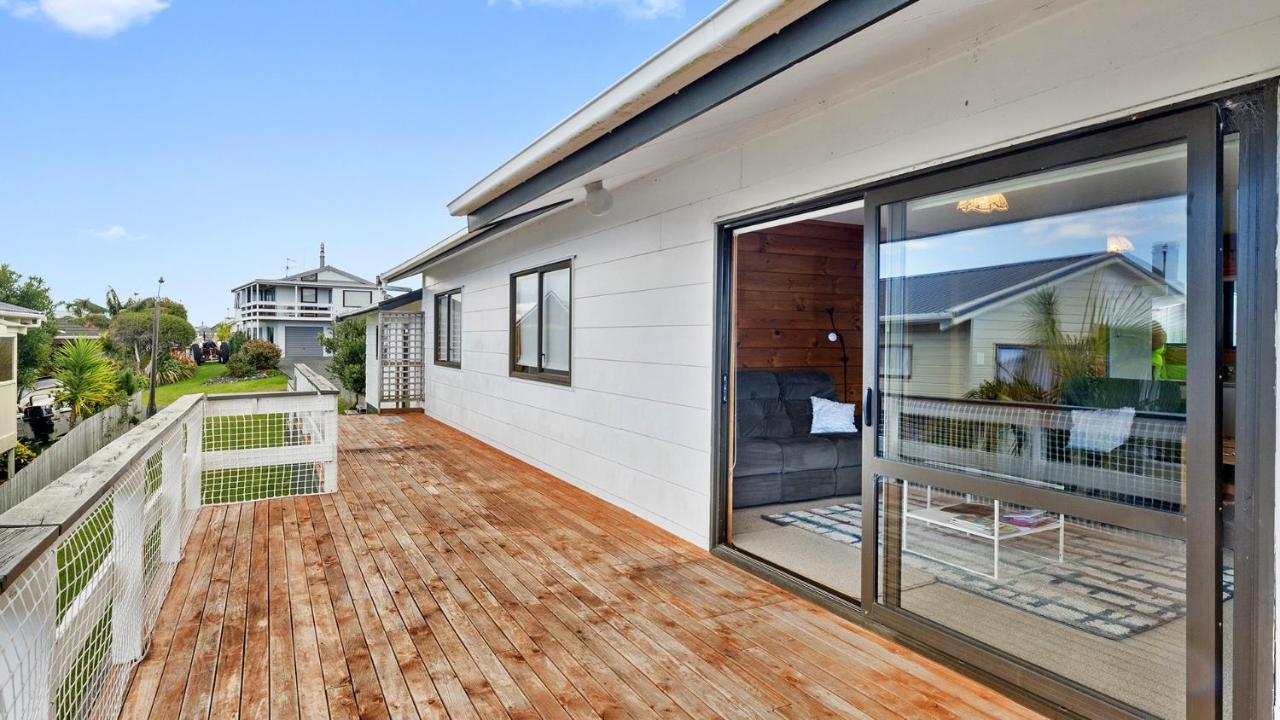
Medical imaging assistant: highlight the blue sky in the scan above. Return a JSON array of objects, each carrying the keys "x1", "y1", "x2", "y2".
[{"x1": 0, "y1": 0, "x2": 720, "y2": 324}]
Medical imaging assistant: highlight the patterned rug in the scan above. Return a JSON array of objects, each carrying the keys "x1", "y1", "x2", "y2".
[{"x1": 764, "y1": 503, "x2": 1234, "y2": 640}]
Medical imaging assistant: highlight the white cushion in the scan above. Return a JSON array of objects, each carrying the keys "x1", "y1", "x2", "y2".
[
  {"x1": 810, "y1": 396, "x2": 857, "y2": 434},
  {"x1": 1066, "y1": 407, "x2": 1136, "y2": 452}
]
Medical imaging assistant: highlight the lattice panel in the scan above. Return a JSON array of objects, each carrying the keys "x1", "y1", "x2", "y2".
[{"x1": 380, "y1": 312, "x2": 425, "y2": 404}]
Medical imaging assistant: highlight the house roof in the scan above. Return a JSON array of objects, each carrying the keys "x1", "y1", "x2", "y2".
[
  {"x1": 231, "y1": 264, "x2": 385, "y2": 292},
  {"x1": 54, "y1": 317, "x2": 104, "y2": 339},
  {"x1": 880, "y1": 253, "x2": 1175, "y2": 324},
  {"x1": 0, "y1": 301, "x2": 44, "y2": 320},
  {"x1": 281, "y1": 264, "x2": 374, "y2": 285}
]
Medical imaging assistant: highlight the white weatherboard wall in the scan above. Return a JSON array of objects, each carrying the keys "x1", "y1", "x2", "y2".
[{"x1": 419, "y1": 0, "x2": 1280, "y2": 547}]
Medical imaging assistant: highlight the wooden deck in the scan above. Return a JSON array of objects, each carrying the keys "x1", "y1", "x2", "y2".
[{"x1": 119, "y1": 413, "x2": 1042, "y2": 719}]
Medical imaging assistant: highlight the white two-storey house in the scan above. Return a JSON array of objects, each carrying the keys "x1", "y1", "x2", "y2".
[{"x1": 231, "y1": 244, "x2": 398, "y2": 357}]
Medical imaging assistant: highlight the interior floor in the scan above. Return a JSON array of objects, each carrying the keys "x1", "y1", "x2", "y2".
[{"x1": 732, "y1": 496, "x2": 1233, "y2": 720}]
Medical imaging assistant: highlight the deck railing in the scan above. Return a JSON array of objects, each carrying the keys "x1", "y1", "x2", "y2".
[
  {"x1": 0, "y1": 368, "x2": 338, "y2": 720},
  {"x1": 1, "y1": 395, "x2": 144, "y2": 516},
  {"x1": 880, "y1": 394, "x2": 1187, "y2": 507}
]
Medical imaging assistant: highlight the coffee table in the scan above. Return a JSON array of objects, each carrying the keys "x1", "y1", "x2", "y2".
[{"x1": 901, "y1": 484, "x2": 1064, "y2": 580}]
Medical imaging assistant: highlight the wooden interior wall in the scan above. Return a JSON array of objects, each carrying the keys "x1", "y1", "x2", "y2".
[{"x1": 735, "y1": 220, "x2": 864, "y2": 405}]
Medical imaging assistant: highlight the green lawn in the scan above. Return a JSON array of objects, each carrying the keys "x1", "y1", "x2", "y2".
[{"x1": 150, "y1": 362, "x2": 288, "y2": 407}]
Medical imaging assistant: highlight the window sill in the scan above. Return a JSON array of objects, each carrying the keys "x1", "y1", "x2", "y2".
[{"x1": 509, "y1": 370, "x2": 571, "y2": 388}]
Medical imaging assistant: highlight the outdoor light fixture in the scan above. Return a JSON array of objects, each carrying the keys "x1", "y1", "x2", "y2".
[
  {"x1": 956, "y1": 192, "x2": 1010, "y2": 213},
  {"x1": 585, "y1": 180, "x2": 613, "y2": 217}
]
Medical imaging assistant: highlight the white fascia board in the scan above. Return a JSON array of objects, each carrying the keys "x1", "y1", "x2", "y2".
[
  {"x1": 445, "y1": 0, "x2": 823, "y2": 217},
  {"x1": 381, "y1": 227, "x2": 470, "y2": 283}
]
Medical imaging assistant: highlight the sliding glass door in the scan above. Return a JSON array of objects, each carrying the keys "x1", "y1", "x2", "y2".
[{"x1": 861, "y1": 108, "x2": 1223, "y2": 719}]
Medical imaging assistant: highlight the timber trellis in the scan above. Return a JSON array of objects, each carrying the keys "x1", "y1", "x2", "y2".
[
  {"x1": 0, "y1": 366, "x2": 338, "y2": 720},
  {"x1": 379, "y1": 311, "x2": 424, "y2": 406},
  {"x1": 0, "y1": 394, "x2": 143, "y2": 516}
]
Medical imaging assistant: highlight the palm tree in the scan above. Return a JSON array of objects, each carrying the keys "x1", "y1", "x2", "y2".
[
  {"x1": 53, "y1": 338, "x2": 118, "y2": 427},
  {"x1": 966, "y1": 270, "x2": 1152, "y2": 404}
]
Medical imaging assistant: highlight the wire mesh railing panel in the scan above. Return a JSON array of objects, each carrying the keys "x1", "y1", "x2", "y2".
[
  {"x1": 200, "y1": 393, "x2": 337, "y2": 505},
  {"x1": 0, "y1": 383, "x2": 334, "y2": 720},
  {"x1": 881, "y1": 396, "x2": 1187, "y2": 511}
]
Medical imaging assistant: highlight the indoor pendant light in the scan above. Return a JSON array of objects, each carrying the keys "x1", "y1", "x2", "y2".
[{"x1": 956, "y1": 192, "x2": 1010, "y2": 213}]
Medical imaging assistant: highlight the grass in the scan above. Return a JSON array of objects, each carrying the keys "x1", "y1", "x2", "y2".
[
  {"x1": 201, "y1": 413, "x2": 320, "y2": 504},
  {"x1": 149, "y1": 362, "x2": 288, "y2": 407}
]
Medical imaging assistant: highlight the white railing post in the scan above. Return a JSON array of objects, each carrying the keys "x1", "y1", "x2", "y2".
[
  {"x1": 160, "y1": 426, "x2": 183, "y2": 564},
  {"x1": 111, "y1": 471, "x2": 144, "y2": 663},
  {"x1": 183, "y1": 402, "x2": 204, "y2": 512},
  {"x1": 0, "y1": 553, "x2": 56, "y2": 720},
  {"x1": 322, "y1": 401, "x2": 338, "y2": 493}
]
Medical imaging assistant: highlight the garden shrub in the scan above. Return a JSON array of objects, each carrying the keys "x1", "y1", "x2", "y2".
[
  {"x1": 226, "y1": 339, "x2": 281, "y2": 377},
  {"x1": 154, "y1": 351, "x2": 196, "y2": 385}
]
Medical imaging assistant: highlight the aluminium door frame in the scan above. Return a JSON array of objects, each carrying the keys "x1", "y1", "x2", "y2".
[
  {"x1": 710, "y1": 82, "x2": 1277, "y2": 720},
  {"x1": 861, "y1": 105, "x2": 1223, "y2": 719}
]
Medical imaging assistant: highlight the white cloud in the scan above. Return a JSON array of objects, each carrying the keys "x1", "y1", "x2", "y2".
[
  {"x1": 91, "y1": 225, "x2": 130, "y2": 239},
  {"x1": 491, "y1": 0, "x2": 684, "y2": 20},
  {"x1": 2, "y1": 0, "x2": 169, "y2": 37}
]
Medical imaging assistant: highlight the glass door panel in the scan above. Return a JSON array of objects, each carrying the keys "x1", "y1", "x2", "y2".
[
  {"x1": 878, "y1": 144, "x2": 1189, "y2": 511},
  {"x1": 867, "y1": 130, "x2": 1220, "y2": 720}
]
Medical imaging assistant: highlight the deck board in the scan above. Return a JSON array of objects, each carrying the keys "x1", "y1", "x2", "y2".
[{"x1": 118, "y1": 413, "x2": 1043, "y2": 720}]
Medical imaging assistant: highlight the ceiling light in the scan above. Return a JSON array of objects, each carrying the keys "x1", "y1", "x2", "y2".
[
  {"x1": 956, "y1": 193, "x2": 1009, "y2": 213},
  {"x1": 1106, "y1": 234, "x2": 1134, "y2": 254},
  {"x1": 585, "y1": 180, "x2": 613, "y2": 217}
]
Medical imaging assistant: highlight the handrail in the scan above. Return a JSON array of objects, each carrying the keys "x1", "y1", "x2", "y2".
[
  {"x1": 0, "y1": 395, "x2": 202, "y2": 537},
  {"x1": 0, "y1": 383, "x2": 340, "y2": 719},
  {"x1": 291, "y1": 363, "x2": 341, "y2": 395}
]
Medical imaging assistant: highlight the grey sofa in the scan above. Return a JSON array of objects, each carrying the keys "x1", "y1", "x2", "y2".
[{"x1": 732, "y1": 371, "x2": 862, "y2": 509}]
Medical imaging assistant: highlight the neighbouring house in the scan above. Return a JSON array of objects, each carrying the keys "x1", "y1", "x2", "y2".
[
  {"x1": 370, "y1": 1, "x2": 1277, "y2": 717},
  {"x1": 337, "y1": 289, "x2": 424, "y2": 412},
  {"x1": 883, "y1": 251, "x2": 1185, "y2": 398},
  {"x1": 0, "y1": 301, "x2": 45, "y2": 475},
  {"x1": 231, "y1": 242, "x2": 405, "y2": 357},
  {"x1": 52, "y1": 317, "x2": 102, "y2": 345}
]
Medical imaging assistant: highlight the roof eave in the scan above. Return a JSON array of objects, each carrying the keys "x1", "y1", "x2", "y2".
[{"x1": 446, "y1": 0, "x2": 826, "y2": 218}]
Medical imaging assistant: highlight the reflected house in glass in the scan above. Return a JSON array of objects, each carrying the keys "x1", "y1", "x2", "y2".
[{"x1": 880, "y1": 251, "x2": 1185, "y2": 401}]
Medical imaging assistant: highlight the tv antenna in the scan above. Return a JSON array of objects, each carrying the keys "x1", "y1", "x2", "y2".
[{"x1": 285, "y1": 257, "x2": 296, "y2": 275}]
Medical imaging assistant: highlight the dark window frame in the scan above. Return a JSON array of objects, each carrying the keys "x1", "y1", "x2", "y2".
[
  {"x1": 879, "y1": 343, "x2": 912, "y2": 379},
  {"x1": 508, "y1": 259, "x2": 572, "y2": 385},
  {"x1": 434, "y1": 288, "x2": 463, "y2": 368},
  {"x1": 992, "y1": 344, "x2": 1053, "y2": 386},
  {"x1": 343, "y1": 289, "x2": 373, "y2": 308},
  {"x1": 299, "y1": 286, "x2": 318, "y2": 304}
]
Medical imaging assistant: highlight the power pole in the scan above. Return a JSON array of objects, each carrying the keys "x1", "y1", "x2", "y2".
[{"x1": 146, "y1": 277, "x2": 165, "y2": 417}]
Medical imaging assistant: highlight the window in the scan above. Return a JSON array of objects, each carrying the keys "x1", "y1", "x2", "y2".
[
  {"x1": 260, "y1": 286, "x2": 276, "y2": 302},
  {"x1": 343, "y1": 289, "x2": 373, "y2": 308},
  {"x1": 300, "y1": 287, "x2": 318, "y2": 304},
  {"x1": 300, "y1": 273, "x2": 318, "y2": 282},
  {"x1": 510, "y1": 260, "x2": 571, "y2": 383},
  {"x1": 994, "y1": 344, "x2": 1052, "y2": 389},
  {"x1": 880, "y1": 344, "x2": 912, "y2": 379},
  {"x1": 434, "y1": 288, "x2": 463, "y2": 368},
  {"x1": 0, "y1": 337, "x2": 13, "y2": 383}
]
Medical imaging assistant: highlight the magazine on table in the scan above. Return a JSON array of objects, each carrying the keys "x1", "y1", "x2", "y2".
[
  {"x1": 936, "y1": 504, "x2": 1021, "y2": 536},
  {"x1": 937, "y1": 503, "x2": 1054, "y2": 535}
]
